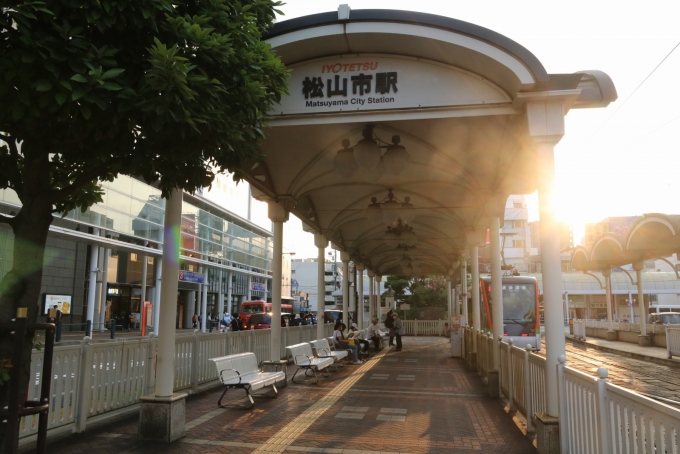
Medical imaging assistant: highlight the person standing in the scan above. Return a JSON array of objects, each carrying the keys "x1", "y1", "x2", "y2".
[
  {"x1": 392, "y1": 312, "x2": 403, "y2": 352},
  {"x1": 384, "y1": 309, "x2": 395, "y2": 346},
  {"x1": 192, "y1": 313, "x2": 198, "y2": 329}
]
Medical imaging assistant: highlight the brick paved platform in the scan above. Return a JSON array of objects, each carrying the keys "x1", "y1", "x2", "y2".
[{"x1": 39, "y1": 337, "x2": 536, "y2": 454}]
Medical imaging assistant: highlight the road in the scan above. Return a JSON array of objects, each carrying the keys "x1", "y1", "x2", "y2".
[{"x1": 539, "y1": 339, "x2": 680, "y2": 405}]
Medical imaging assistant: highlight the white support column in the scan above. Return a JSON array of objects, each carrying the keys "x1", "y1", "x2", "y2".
[
  {"x1": 226, "y1": 271, "x2": 233, "y2": 315},
  {"x1": 470, "y1": 244, "x2": 480, "y2": 351},
  {"x1": 155, "y1": 189, "x2": 182, "y2": 397},
  {"x1": 604, "y1": 269, "x2": 613, "y2": 332},
  {"x1": 629, "y1": 291, "x2": 634, "y2": 322},
  {"x1": 217, "y1": 270, "x2": 224, "y2": 319},
  {"x1": 527, "y1": 99, "x2": 568, "y2": 418},
  {"x1": 563, "y1": 292, "x2": 570, "y2": 324},
  {"x1": 99, "y1": 248, "x2": 109, "y2": 331},
  {"x1": 141, "y1": 255, "x2": 148, "y2": 318},
  {"x1": 634, "y1": 262, "x2": 648, "y2": 339},
  {"x1": 85, "y1": 228, "x2": 100, "y2": 333},
  {"x1": 356, "y1": 263, "x2": 365, "y2": 330},
  {"x1": 341, "y1": 252, "x2": 350, "y2": 326},
  {"x1": 461, "y1": 258, "x2": 468, "y2": 321},
  {"x1": 183, "y1": 291, "x2": 195, "y2": 329},
  {"x1": 153, "y1": 245, "x2": 162, "y2": 335},
  {"x1": 447, "y1": 276, "x2": 452, "y2": 317},
  {"x1": 490, "y1": 216, "x2": 503, "y2": 370},
  {"x1": 93, "y1": 247, "x2": 104, "y2": 330},
  {"x1": 247, "y1": 275, "x2": 252, "y2": 301},
  {"x1": 367, "y1": 271, "x2": 375, "y2": 317},
  {"x1": 268, "y1": 201, "x2": 288, "y2": 361},
  {"x1": 375, "y1": 275, "x2": 382, "y2": 316},
  {"x1": 201, "y1": 272, "x2": 208, "y2": 332},
  {"x1": 315, "y1": 233, "x2": 328, "y2": 340}
]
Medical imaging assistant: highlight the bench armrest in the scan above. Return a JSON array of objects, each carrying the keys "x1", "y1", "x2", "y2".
[
  {"x1": 295, "y1": 354, "x2": 313, "y2": 365},
  {"x1": 316, "y1": 348, "x2": 332, "y2": 358},
  {"x1": 219, "y1": 368, "x2": 242, "y2": 384}
]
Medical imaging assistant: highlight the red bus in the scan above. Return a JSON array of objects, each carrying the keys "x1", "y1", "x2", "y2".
[
  {"x1": 240, "y1": 301, "x2": 293, "y2": 329},
  {"x1": 479, "y1": 276, "x2": 541, "y2": 351}
]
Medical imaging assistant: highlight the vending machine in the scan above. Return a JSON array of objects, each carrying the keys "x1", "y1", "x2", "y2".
[{"x1": 450, "y1": 315, "x2": 466, "y2": 357}]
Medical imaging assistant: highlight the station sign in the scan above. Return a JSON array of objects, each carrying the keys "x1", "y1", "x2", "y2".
[
  {"x1": 179, "y1": 270, "x2": 205, "y2": 284},
  {"x1": 271, "y1": 55, "x2": 509, "y2": 116},
  {"x1": 252, "y1": 282, "x2": 267, "y2": 291}
]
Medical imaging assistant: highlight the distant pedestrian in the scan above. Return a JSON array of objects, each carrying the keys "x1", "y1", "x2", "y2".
[
  {"x1": 230, "y1": 313, "x2": 241, "y2": 331},
  {"x1": 349, "y1": 323, "x2": 370, "y2": 355},
  {"x1": 123, "y1": 311, "x2": 131, "y2": 332},
  {"x1": 191, "y1": 314, "x2": 197, "y2": 329},
  {"x1": 222, "y1": 312, "x2": 231, "y2": 327},
  {"x1": 384, "y1": 309, "x2": 395, "y2": 346},
  {"x1": 392, "y1": 313, "x2": 403, "y2": 351}
]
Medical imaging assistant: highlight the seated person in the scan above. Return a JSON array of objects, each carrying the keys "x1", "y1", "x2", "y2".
[
  {"x1": 367, "y1": 317, "x2": 383, "y2": 351},
  {"x1": 348, "y1": 323, "x2": 370, "y2": 355},
  {"x1": 333, "y1": 322, "x2": 362, "y2": 365}
]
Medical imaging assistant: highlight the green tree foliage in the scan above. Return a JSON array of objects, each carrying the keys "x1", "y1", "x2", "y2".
[
  {"x1": 0, "y1": 1, "x2": 288, "y2": 449},
  {"x1": 385, "y1": 275, "x2": 449, "y2": 319}
]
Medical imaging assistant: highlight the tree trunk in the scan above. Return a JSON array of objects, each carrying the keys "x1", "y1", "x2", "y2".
[{"x1": 0, "y1": 194, "x2": 53, "y2": 453}]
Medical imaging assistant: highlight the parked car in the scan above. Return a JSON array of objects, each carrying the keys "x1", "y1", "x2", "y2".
[
  {"x1": 648, "y1": 312, "x2": 680, "y2": 325},
  {"x1": 245, "y1": 313, "x2": 293, "y2": 330}
]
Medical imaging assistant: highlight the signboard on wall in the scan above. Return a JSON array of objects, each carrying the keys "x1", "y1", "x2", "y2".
[
  {"x1": 43, "y1": 294, "x2": 72, "y2": 315},
  {"x1": 178, "y1": 270, "x2": 205, "y2": 284},
  {"x1": 271, "y1": 55, "x2": 509, "y2": 116},
  {"x1": 252, "y1": 282, "x2": 267, "y2": 292}
]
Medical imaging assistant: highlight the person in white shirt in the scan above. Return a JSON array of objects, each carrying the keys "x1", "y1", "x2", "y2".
[
  {"x1": 367, "y1": 317, "x2": 383, "y2": 351},
  {"x1": 333, "y1": 322, "x2": 362, "y2": 364},
  {"x1": 349, "y1": 323, "x2": 370, "y2": 355}
]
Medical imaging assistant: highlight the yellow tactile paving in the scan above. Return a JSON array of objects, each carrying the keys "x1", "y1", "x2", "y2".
[{"x1": 251, "y1": 350, "x2": 389, "y2": 454}]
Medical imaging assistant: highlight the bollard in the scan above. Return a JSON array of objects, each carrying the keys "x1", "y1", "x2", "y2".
[
  {"x1": 85, "y1": 319, "x2": 92, "y2": 338},
  {"x1": 110, "y1": 320, "x2": 116, "y2": 339}
]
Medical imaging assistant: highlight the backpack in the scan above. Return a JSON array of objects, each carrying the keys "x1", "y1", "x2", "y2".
[{"x1": 384, "y1": 315, "x2": 393, "y2": 329}]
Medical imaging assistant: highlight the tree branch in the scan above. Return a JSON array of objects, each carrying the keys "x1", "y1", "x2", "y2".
[
  {"x1": 51, "y1": 156, "x2": 128, "y2": 203},
  {"x1": 0, "y1": 134, "x2": 24, "y2": 198}
]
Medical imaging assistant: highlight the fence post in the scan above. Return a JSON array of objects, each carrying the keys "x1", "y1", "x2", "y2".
[
  {"x1": 524, "y1": 344, "x2": 534, "y2": 435},
  {"x1": 595, "y1": 367, "x2": 611, "y2": 454},
  {"x1": 145, "y1": 333, "x2": 157, "y2": 396},
  {"x1": 75, "y1": 336, "x2": 93, "y2": 433},
  {"x1": 507, "y1": 338, "x2": 515, "y2": 411},
  {"x1": 191, "y1": 329, "x2": 200, "y2": 393},
  {"x1": 248, "y1": 326, "x2": 254, "y2": 353},
  {"x1": 415, "y1": 318, "x2": 418, "y2": 337},
  {"x1": 667, "y1": 326, "x2": 672, "y2": 359},
  {"x1": 557, "y1": 354, "x2": 568, "y2": 453}
]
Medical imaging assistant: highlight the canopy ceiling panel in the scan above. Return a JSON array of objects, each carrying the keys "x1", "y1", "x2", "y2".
[{"x1": 250, "y1": 7, "x2": 617, "y2": 276}]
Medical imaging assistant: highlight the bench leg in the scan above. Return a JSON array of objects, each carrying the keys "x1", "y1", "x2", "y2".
[
  {"x1": 217, "y1": 386, "x2": 230, "y2": 408},
  {"x1": 244, "y1": 385, "x2": 255, "y2": 409}
]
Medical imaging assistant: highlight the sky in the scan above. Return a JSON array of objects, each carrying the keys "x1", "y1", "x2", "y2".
[{"x1": 278, "y1": 0, "x2": 680, "y2": 257}]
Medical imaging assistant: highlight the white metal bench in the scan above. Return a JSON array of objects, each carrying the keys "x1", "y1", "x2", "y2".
[
  {"x1": 310, "y1": 338, "x2": 348, "y2": 370},
  {"x1": 209, "y1": 352, "x2": 285, "y2": 408},
  {"x1": 286, "y1": 342, "x2": 334, "y2": 384}
]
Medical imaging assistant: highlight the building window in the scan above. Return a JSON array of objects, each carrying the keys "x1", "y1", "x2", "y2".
[
  {"x1": 513, "y1": 202, "x2": 523, "y2": 208},
  {"x1": 291, "y1": 269, "x2": 295, "y2": 274},
  {"x1": 513, "y1": 220, "x2": 525, "y2": 228},
  {"x1": 513, "y1": 240, "x2": 525, "y2": 248}
]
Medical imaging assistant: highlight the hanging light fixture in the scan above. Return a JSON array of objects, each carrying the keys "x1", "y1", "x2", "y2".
[
  {"x1": 365, "y1": 188, "x2": 416, "y2": 227},
  {"x1": 332, "y1": 124, "x2": 409, "y2": 178},
  {"x1": 366, "y1": 197, "x2": 383, "y2": 224},
  {"x1": 400, "y1": 225, "x2": 418, "y2": 246},
  {"x1": 381, "y1": 194, "x2": 401, "y2": 225},
  {"x1": 399, "y1": 255, "x2": 410, "y2": 268},
  {"x1": 383, "y1": 135, "x2": 409, "y2": 176},
  {"x1": 333, "y1": 139, "x2": 358, "y2": 179},
  {"x1": 400, "y1": 196, "x2": 416, "y2": 224},
  {"x1": 383, "y1": 226, "x2": 400, "y2": 246},
  {"x1": 353, "y1": 125, "x2": 382, "y2": 171}
]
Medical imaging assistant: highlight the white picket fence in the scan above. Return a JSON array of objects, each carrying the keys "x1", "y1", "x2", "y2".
[
  {"x1": 573, "y1": 320, "x2": 587, "y2": 340},
  {"x1": 466, "y1": 327, "x2": 680, "y2": 453},
  {"x1": 581, "y1": 319, "x2": 667, "y2": 334},
  {"x1": 666, "y1": 326, "x2": 680, "y2": 359},
  {"x1": 401, "y1": 319, "x2": 446, "y2": 336},
  {"x1": 19, "y1": 324, "x2": 334, "y2": 443}
]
